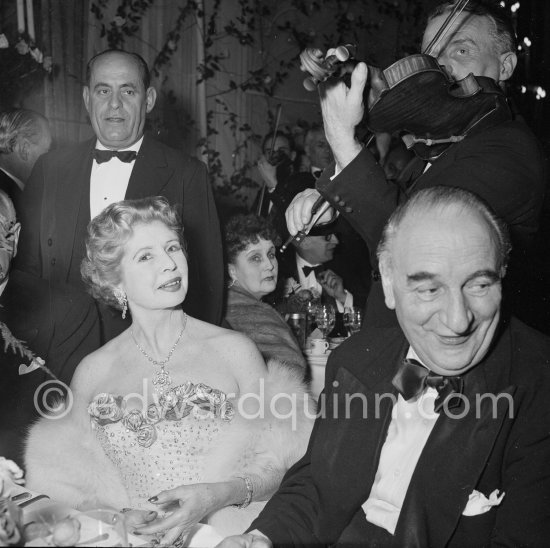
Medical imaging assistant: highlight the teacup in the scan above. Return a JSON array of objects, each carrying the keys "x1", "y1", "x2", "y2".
[{"x1": 308, "y1": 338, "x2": 330, "y2": 355}]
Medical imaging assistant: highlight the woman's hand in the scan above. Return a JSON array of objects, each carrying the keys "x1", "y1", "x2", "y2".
[
  {"x1": 134, "y1": 483, "x2": 230, "y2": 543},
  {"x1": 121, "y1": 508, "x2": 158, "y2": 533}
]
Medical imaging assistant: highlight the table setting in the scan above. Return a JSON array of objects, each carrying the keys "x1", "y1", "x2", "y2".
[
  {"x1": 286, "y1": 302, "x2": 363, "y2": 400},
  {"x1": 0, "y1": 458, "x2": 224, "y2": 547}
]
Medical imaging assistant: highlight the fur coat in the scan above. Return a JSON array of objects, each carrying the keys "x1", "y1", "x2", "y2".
[
  {"x1": 224, "y1": 285, "x2": 307, "y2": 375},
  {"x1": 24, "y1": 361, "x2": 315, "y2": 536}
]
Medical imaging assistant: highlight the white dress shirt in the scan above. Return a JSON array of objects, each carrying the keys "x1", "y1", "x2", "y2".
[
  {"x1": 89, "y1": 137, "x2": 143, "y2": 219},
  {"x1": 362, "y1": 347, "x2": 439, "y2": 534},
  {"x1": 295, "y1": 254, "x2": 353, "y2": 312}
]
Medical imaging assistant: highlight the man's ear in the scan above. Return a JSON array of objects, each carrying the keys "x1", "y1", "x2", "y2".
[
  {"x1": 11, "y1": 222, "x2": 21, "y2": 258},
  {"x1": 16, "y1": 139, "x2": 29, "y2": 162},
  {"x1": 83, "y1": 86, "x2": 90, "y2": 113},
  {"x1": 145, "y1": 87, "x2": 157, "y2": 113},
  {"x1": 228, "y1": 264, "x2": 236, "y2": 280},
  {"x1": 499, "y1": 51, "x2": 517, "y2": 82},
  {"x1": 380, "y1": 260, "x2": 396, "y2": 310}
]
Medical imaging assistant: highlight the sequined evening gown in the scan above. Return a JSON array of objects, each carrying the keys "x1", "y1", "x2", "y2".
[{"x1": 87, "y1": 381, "x2": 235, "y2": 509}]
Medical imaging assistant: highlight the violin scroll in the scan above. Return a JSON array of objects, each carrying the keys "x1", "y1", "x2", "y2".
[{"x1": 300, "y1": 45, "x2": 356, "y2": 91}]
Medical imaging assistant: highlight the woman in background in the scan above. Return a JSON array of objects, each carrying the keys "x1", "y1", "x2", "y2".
[
  {"x1": 25, "y1": 198, "x2": 313, "y2": 545},
  {"x1": 223, "y1": 214, "x2": 306, "y2": 376}
]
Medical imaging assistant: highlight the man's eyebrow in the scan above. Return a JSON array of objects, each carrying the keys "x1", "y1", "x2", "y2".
[
  {"x1": 464, "y1": 269, "x2": 501, "y2": 283},
  {"x1": 93, "y1": 82, "x2": 138, "y2": 89},
  {"x1": 406, "y1": 272, "x2": 437, "y2": 284}
]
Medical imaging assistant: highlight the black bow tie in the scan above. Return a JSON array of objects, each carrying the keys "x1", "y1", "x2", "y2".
[
  {"x1": 392, "y1": 358, "x2": 464, "y2": 413},
  {"x1": 302, "y1": 265, "x2": 325, "y2": 278},
  {"x1": 93, "y1": 149, "x2": 137, "y2": 164}
]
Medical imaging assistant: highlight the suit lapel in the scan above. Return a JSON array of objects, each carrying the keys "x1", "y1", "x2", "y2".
[
  {"x1": 125, "y1": 134, "x2": 174, "y2": 199},
  {"x1": 395, "y1": 326, "x2": 517, "y2": 547},
  {"x1": 327, "y1": 331, "x2": 408, "y2": 512},
  {"x1": 50, "y1": 140, "x2": 94, "y2": 282}
]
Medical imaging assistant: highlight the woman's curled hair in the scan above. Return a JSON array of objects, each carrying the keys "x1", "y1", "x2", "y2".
[
  {"x1": 223, "y1": 214, "x2": 281, "y2": 264},
  {"x1": 81, "y1": 196, "x2": 185, "y2": 309}
]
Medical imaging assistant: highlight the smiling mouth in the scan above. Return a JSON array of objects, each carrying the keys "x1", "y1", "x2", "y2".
[
  {"x1": 436, "y1": 334, "x2": 473, "y2": 346},
  {"x1": 158, "y1": 277, "x2": 181, "y2": 290}
]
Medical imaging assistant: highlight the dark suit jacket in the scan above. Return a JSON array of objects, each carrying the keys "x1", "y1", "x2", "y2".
[
  {"x1": 15, "y1": 134, "x2": 223, "y2": 332},
  {"x1": 0, "y1": 269, "x2": 101, "y2": 464},
  {"x1": 317, "y1": 109, "x2": 546, "y2": 329},
  {"x1": 251, "y1": 317, "x2": 550, "y2": 547}
]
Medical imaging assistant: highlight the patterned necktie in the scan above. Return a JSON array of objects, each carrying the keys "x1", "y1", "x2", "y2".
[
  {"x1": 392, "y1": 358, "x2": 464, "y2": 413},
  {"x1": 92, "y1": 149, "x2": 137, "y2": 164},
  {"x1": 302, "y1": 264, "x2": 326, "y2": 278}
]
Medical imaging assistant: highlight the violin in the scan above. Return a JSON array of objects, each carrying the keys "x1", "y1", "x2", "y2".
[{"x1": 299, "y1": 0, "x2": 509, "y2": 161}]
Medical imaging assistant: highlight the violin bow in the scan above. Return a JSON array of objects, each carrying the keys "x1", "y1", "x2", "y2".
[
  {"x1": 256, "y1": 104, "x2": 283, "y2": 216},
  {"x1": 423, "y1": 0, "x2": 470, "y2": 56}
]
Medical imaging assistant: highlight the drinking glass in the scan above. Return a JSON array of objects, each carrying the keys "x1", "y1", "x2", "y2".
[
  {"x1": 343, "y1": 306, "x2": 363, "y2": 335},
  {"x1": 314, "y1": 303, "x2": 336, "y2": 339},
  {"x1": 79, "y1": 509, "x2": 128, "y2": 546}
]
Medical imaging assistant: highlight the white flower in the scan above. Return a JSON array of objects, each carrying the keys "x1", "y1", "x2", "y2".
[
  {"x1": 0, "y1": 34, "x2": 9, "y2": 49},
  {"x1": 113, "y1": 16, "x2": 126, "y2": 27},
  {"x1": 0, "y1": 458, "x2": 25, "y2": 488}
]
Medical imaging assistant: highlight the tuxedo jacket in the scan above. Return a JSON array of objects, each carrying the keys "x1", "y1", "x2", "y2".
[
  {"x1": 317, "y1": 108, "x2": 545, "y2": 329},
  {"x1": 0, "y1": 269, "x2": 101, "y2": 464},
  {"x1": 15, "y1": 134, "x2": 224, "y2": 329},
  {"x1": 252, "y1": 317, "x2": 550, "y2": 547}
]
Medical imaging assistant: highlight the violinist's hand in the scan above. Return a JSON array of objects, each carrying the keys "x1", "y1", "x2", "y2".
[
  {"x1": 285, "y1": 188, "x2": 336, "y2": 237},
  {"x1": 317, "y1": 269, "x2": 346, "y2": 304},
  {"x1": 134, "y1": 483, "x2": 221, "y2": 545},
  {"x1": 216, "y1": 531, "x2": 273, "y2": 548},
  {"x1": 257, "y1": 155, "x2": 278, "y2": 190},
  {"x1": 319, "y1": 60, "x2": 368, "y2": 171}
]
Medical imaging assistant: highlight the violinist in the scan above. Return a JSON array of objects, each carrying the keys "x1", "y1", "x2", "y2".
[
  {"x1": 285, "y1": 0, "x2": 545, "y2": 330},
  {"x1": 256, "y1": 126, "x2": 335, "y2": 238},
  {"x1": 255, "y1": 130, "x2": 297, "y2": 217}
]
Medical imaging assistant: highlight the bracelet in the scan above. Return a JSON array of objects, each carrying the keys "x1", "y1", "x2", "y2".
[{"x1": 234, "y1": 476, "x2": 253, "y2": 509}]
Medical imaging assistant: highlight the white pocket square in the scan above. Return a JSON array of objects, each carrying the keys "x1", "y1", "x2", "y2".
[{"x1": 462, "y1": 489, "x2": 505, "y2": 516}]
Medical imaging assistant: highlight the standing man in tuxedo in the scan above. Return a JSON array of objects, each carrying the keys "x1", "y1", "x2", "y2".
[
  {"x1": 285, "y1": 0, "x2": 545, "y2": 331},
  {"x1": 0, "y1": 108, "x2": 52, "y2": 201},
  {"x1": 220, "y1": 186, "x2": 550, "y2": 548},
  {"x1": 0, "y1": 190, "x2": 100, "y2": 463},
  {"x1": 16, "y1": 50, "x2": 223, "y2": 339}
]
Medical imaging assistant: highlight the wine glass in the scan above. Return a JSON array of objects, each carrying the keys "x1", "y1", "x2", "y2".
[
  {"x1": 343, "y1": 306, "x2": 363, "y2": 335},
  {"x1": 314, "y1": 303, "x2": 336, "y2": 339}
]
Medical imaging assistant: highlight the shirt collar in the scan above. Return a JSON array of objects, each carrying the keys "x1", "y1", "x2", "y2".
[{"x1": 95, "y1": 135, "x2": 144, "y2": 152}]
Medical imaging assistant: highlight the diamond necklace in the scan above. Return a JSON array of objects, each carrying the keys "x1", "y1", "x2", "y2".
[{"x1": 131, "y1": 313, "x2": 187, "y2": 394}]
